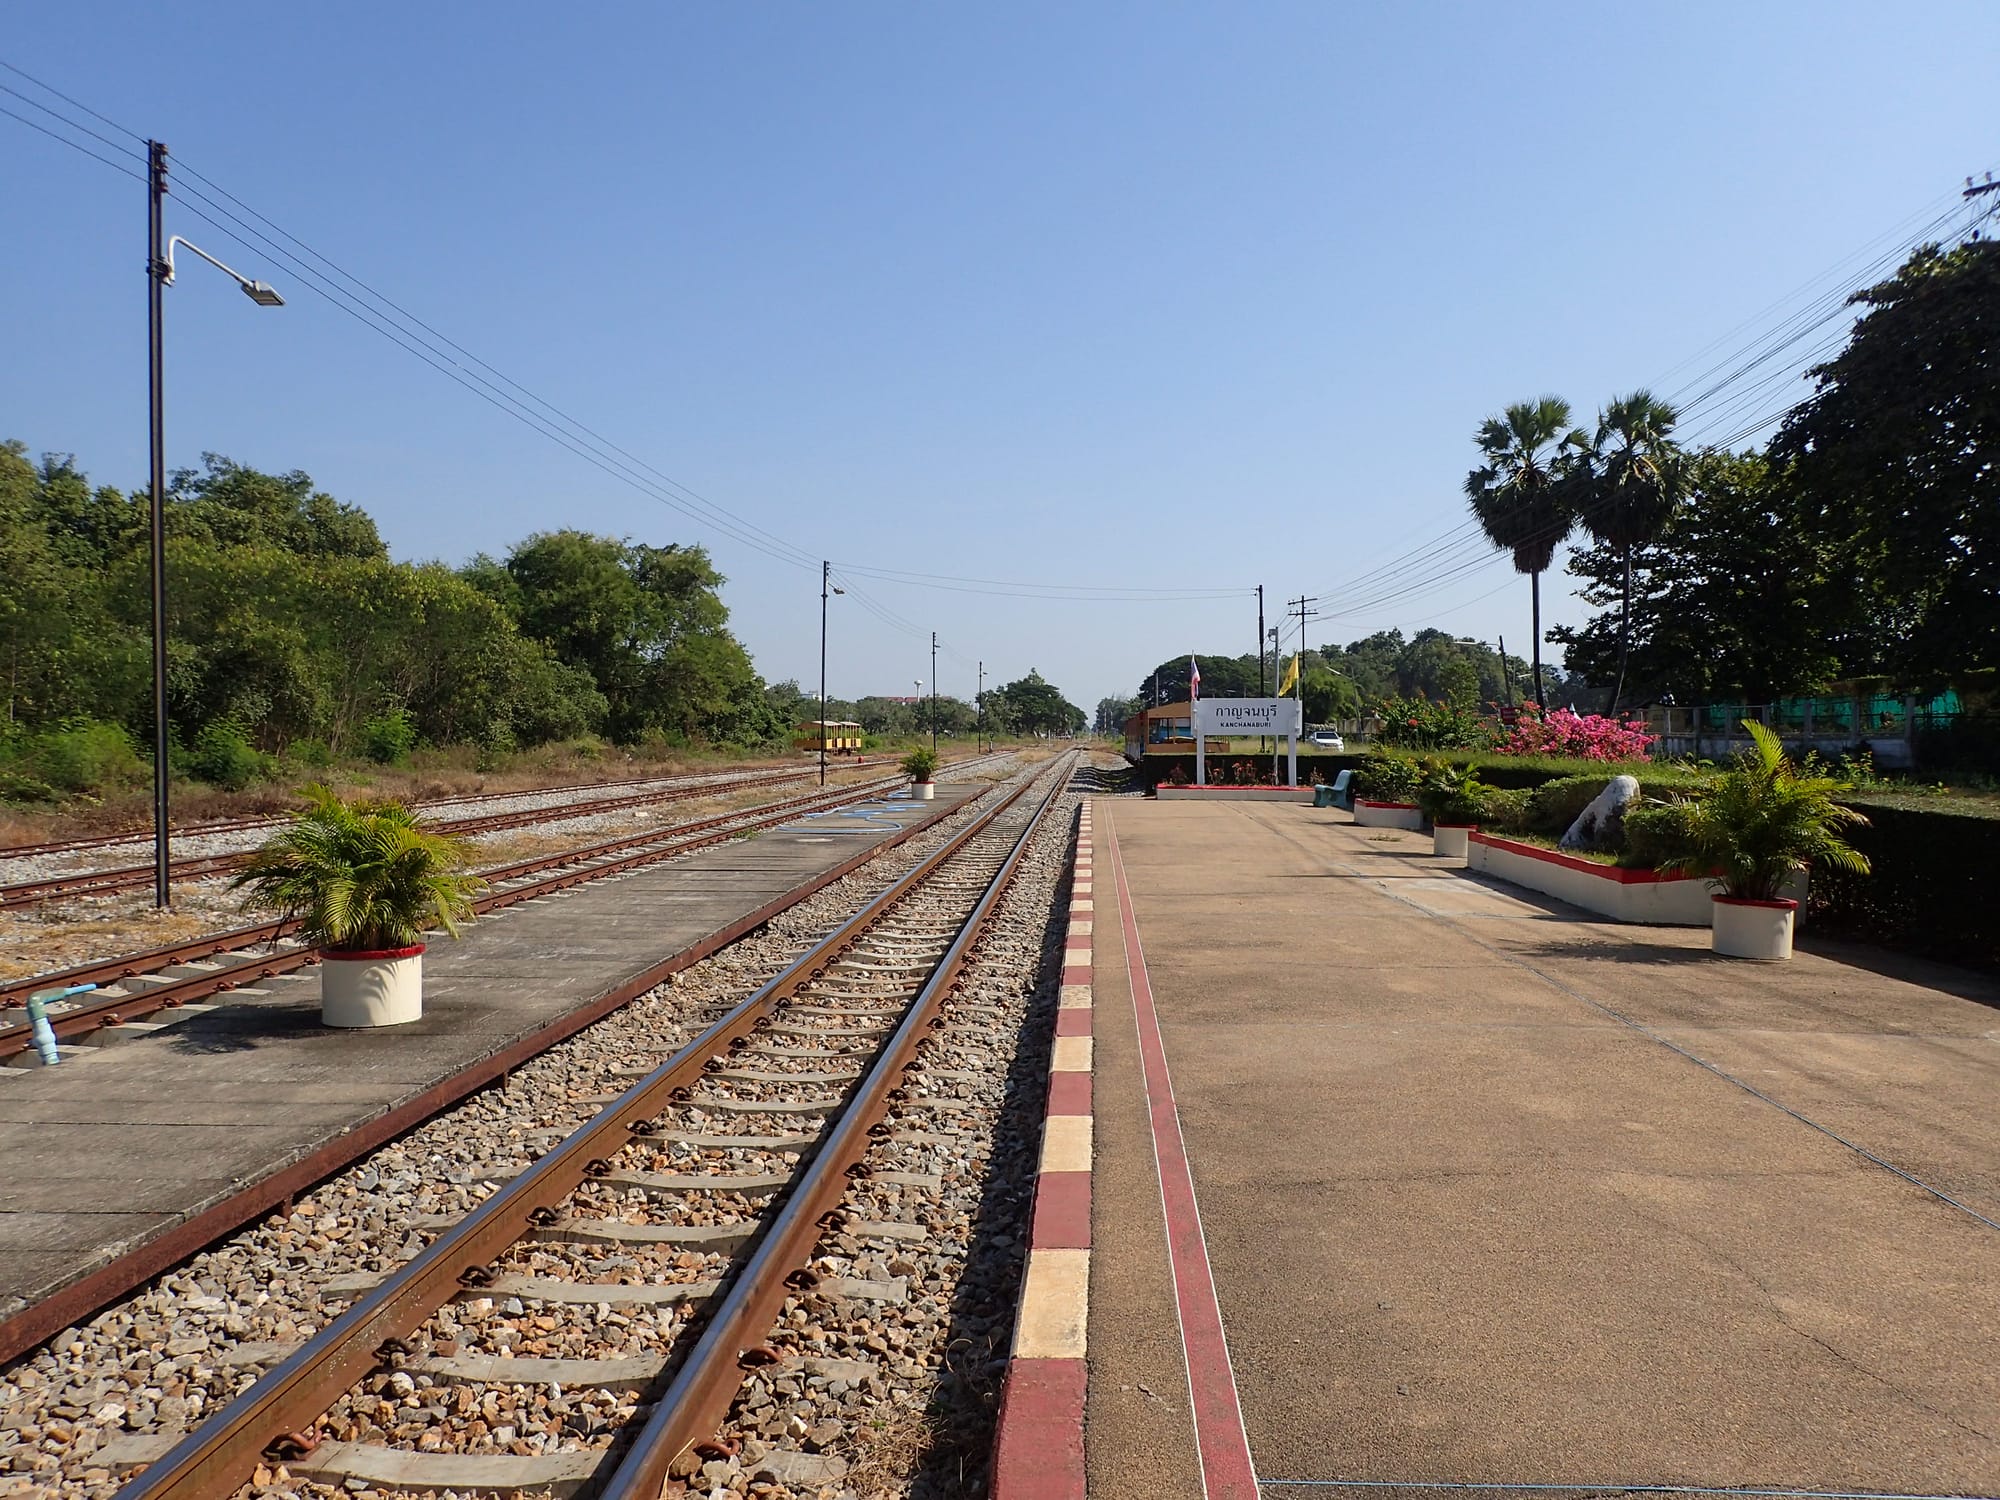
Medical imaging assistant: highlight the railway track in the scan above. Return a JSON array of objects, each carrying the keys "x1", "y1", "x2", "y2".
[
  {"x1": 0, "y1": 759, "x2": 893, "y2": 865},
  {"x1": 109, "y1": 749, "x2": 1077, "y2": 1500},
  {"x1": 0, "y1": 764, "x2": 896, "y2": 916},
  {"x1": 0, "y1": 756, "x2": 1014, "y2": 1060}
]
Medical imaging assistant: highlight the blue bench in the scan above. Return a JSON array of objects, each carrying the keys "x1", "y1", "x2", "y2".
[{"x1": 1313, "y1": 768, "x2": 1355, "y2": 809}]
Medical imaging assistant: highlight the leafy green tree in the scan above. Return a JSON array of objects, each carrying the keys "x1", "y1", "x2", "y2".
[
  {"x1": 1552, "y1": 451, "x2": 1842, "y2": 704},
  {"x1": 1771, "y1": 241, "x2": 2000, "y2": 686},
  {"x1": 1134, "y1": 653, "x2": 1263, "y2": 705},
  {"x1": 1298, "y1": 667, "x2": 1360, "y2": 724},
  {"x1": 996, "y1": 670, "x2": 1085, "y2": 734},
  {"x1": 168, "y1": 454, "x2": 386, "y2": 560},
  {"x1": 503, "y1": 531, "x2": 762, "y2": 743},
  {"x1": 1575, "y1": 392, "x2": 1688, "y2": 711},
  {"x1": 1464, "y1": 396, "x2": 1584, "y2": 710},
  {"x1": 1094, "y1": 695, "x2": 1141, "y2": 734}
]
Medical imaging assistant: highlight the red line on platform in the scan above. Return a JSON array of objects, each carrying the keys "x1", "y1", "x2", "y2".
[{"x1": 1105, "y1": 814, "x2": 1259, "y2": 1500}]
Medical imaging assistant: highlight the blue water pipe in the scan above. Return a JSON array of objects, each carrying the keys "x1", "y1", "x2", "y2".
[{"x1": 25, "y1": 983, "x2": 95, "y2": 1066}]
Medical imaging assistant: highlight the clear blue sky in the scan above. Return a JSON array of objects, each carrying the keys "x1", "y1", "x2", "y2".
[{"x1": 5, "y1": 2, "x2": 1996, "y2": 711}]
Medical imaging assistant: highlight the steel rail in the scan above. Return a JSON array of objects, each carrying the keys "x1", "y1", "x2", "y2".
[
  {"x1": 0, "y1": 753, "x2": 1015, "y2": 1021},
  {"x1": 0, "y1": 770, "x2": 1009, "y2": 1370},
  {"x1": 0, "y1": 757, "x2": 899, "y2": 862},
  {"x1": 112, "y1": 751, "x2": 1071, "y2": 1500},
  {"x1": 0, "y1": 761, "x2": 898, "y2": 908},
  {"x1": 0, "y1": 770, "x2": 918, "y2": 1056},
  {"x1": 603, "y1": 750, "x2": 1075, "y2": 1496}
]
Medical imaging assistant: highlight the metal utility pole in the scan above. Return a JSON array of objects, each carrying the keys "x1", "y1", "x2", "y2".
[
  {"x1": 819, "y1": 562, "x2": 831, "y2": 786},
  {"x1": 1257, "y1": 584, "x2": 1268, "y2": 757},
  {"x1": 930, "y1": 633, "x2": 939, "y2": 754},
  {"x1": 977, "y1": 661, "x2": 985, "y2": 752},
  {"x1": 147, "y1": 140, "x2": 172, "y2": 911},
  {"x1": 1288, "y1": 595, "x2": 1317, "y2": 788}
]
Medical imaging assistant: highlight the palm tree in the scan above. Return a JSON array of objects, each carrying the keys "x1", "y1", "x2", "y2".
[
  {"x1": 1579, "y1": 391, "x2": 1687, "y2": 713},
  {"x1": 1463, "y1": 396, "x2": 1583, "y2": 712}
]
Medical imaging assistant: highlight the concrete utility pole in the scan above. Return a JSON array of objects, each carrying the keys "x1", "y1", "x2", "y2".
[
  {"x1": 977, "y1": 661, "x2": 984, "y2": 752},
  {"x1": 1288, "y1": 595, "x2": 1318, "y2": 788},
  {"x1": 930, "y1": 633, "x2": 939, "y2": 754},
  {"x1": 1257, "y1": 584, "x2": 1268, "y2": 757},
  {"x1": 148, "y1": 140, "x2": 170, "y2": 909}
]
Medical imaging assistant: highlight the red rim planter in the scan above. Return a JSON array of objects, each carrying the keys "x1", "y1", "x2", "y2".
[
  {"x1": 1354, "y1": 798, "x2": 1424, "y2": 831},
  {"x1": 320, "y1": 942, "x2": 427, "y2": 1028},
  {"x1": 1710, "y1": 895, "x2": 1799, "y2": 962},
  {"x1": 1431, "y1": 822, "x2": 1477, "y2": 860}
]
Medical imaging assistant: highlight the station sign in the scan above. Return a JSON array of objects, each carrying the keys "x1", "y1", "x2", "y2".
[{"x1": 1194, "y1": 698, "x2": 1302, "y2": 736}]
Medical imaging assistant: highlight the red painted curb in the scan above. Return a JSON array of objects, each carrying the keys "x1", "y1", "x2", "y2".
[
  {"x1": 991, "y1": 804, "x2": 1094, "y2": 1500},
  {"x1": 1030, "y1": 1170, "x2": 1093, "y2": 1250},
  {"x1": 991, "y1": 1360, "x2": 1087, "y2": 1500},
  {"x1": 1046, "y1": 1071, "x2": 1092, "y2": 1116}
]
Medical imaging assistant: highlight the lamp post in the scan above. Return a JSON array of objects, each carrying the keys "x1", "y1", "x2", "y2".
[
  {"x1": 147, "y1": 140, "x2": 283, "y2": 909},
  {"x1": 819, "y1": 562, "x2": 843, "y2": 786}
]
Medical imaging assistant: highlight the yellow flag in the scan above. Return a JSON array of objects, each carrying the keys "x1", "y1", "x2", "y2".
[{"x1": 1277, "y1": 653, "x2": 1299, "y2": 697}]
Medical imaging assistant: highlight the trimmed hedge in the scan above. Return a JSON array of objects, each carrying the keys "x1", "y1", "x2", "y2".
[{"x1": 1807, "y1": 802, "x2": 1999, "y2": 970}]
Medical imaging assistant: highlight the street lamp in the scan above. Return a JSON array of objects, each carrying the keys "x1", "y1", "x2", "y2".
[
  {"x1": 816, "y1": 568, "x2": 840, "y2": 792},
  {"x1": 148, "y1": 140, "x2": 283, "y2": 909}
]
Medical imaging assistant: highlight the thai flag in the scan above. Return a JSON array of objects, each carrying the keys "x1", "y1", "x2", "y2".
[{"x1": 1189, "y1": 656, "x2": 1200, "y2": 702}]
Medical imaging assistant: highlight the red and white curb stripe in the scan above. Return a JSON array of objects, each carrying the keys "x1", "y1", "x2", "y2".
[{"x1": 991, "y1": 802, "x2": 1094, "y2": 1499}]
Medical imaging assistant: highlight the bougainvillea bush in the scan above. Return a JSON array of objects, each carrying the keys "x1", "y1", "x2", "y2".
[
  {"x1": 1495, "y1": 706, "x2": 1656, "y2": 762},
  {"x1": 1371, "y1": 696, "x2": 1495, "y2": 751}
]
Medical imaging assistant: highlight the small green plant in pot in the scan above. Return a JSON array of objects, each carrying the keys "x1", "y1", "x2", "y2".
[
  {"x1": 901, "y1": 746, "x2": 940, "y2": 801},
  {"x1": 231, "y1": 785, "x2": 484, "y2": 1027},
  {"x1": 1655, "y1": 721, "x2": 1870, "y2": 961},
  {"x1": 1414, "y1": 760, "x2": 1493, "y2": 859}
]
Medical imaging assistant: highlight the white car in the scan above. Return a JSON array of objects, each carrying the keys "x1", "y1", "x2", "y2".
[{"x1": 1307, "y1": 730, "x2": 1344, "y2": 750}]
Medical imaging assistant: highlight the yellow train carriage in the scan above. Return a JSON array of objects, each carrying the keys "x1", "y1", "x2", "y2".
[{"x1": 796, "y1": 719, "x2": 865, "y2": 755}]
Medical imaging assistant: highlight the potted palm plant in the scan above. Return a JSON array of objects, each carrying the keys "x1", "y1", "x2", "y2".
[
  {"x1": 1415, "y1": 761, "x2": 1491, "y2": 860},
  {"x1": 901, "y1": 746, "x2": 939, "y2": 801},
  {"x1": 232, "y1": 786, "x2": 484, "y2": 1027},
  {"x1": 1656, "y1": 721, "x2": 1870, "y2": 960}
]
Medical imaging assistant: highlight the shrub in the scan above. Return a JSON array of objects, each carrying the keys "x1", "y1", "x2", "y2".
[
  {"x1": 1414, "y1": 760, "x2": 1493, "y2": 824},
  {"x1": 190, "y1": 721, "x2": 268, "y2": 791},
  {"x1": 0, "y1": 769, "x2": 61, "y2": 806},
  {"x1": 32, "y1": 720, "x2": 147, "y2": 794},
  {"x1": 1373, "y1": 696, "x2": 1494, "y2": 751},
  {"x1": 900, "y1": 746, "x2": 939, "y2": 781},
  {"x1": 1496, "y1": 706, "x2": 1656, "y2": 761},
  {"x1": 360, "y1": 708, "x2": 418, "y2": 766},
  {"x1": 1473, "y1": 785, "x2": 1532, "y2": 832},
  {"x1": 1353, "y1": 754, "x2": 1423, "y2": 803},
  {"x1": 1524, "y1": 776, "x2": 1612, "y2": 837},
  {"x1": 1810, "y1": 801, "x2": 2000, "y2": 968},
  {"x1": 1621, "y1": 800, "x2": 1702, "y2": 868},
  {"x1": 288, "y1": 737, "x2": 335, "y2": 770}
]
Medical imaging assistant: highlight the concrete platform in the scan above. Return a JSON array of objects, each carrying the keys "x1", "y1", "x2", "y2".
[
  {"x1": 0, "y1": 783, "x2": 983, "y2": 1350},
  {"x1": 1085, "y1": 797, "x2": 2000, "y2": 1499}
]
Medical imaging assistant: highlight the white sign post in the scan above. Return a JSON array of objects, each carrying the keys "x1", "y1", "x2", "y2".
[{"x1": 1193, "y1": 698, "x2": 1304, "y2": 786}]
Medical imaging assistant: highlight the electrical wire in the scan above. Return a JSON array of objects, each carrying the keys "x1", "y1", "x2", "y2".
[{"x1": 0, "y1": 101, "x2": 144, "y2": 181}]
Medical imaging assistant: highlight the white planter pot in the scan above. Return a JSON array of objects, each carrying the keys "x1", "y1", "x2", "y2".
[
  {"x1": 320, "y1": 944, "x2": 425, "y2": 1027},
  {"x1": 912, "y1": 780, "x2": 936, "y2": 801},
  {"x1": 1432, "y1": 824, "x2": 1474, "y2": 859},
  {"x1": 1354, "y1": 800, "x2": 1424, "y2": 831},
  {"x1": 1711, "y1": 897, "x2": 1797, "y2": 961}
]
